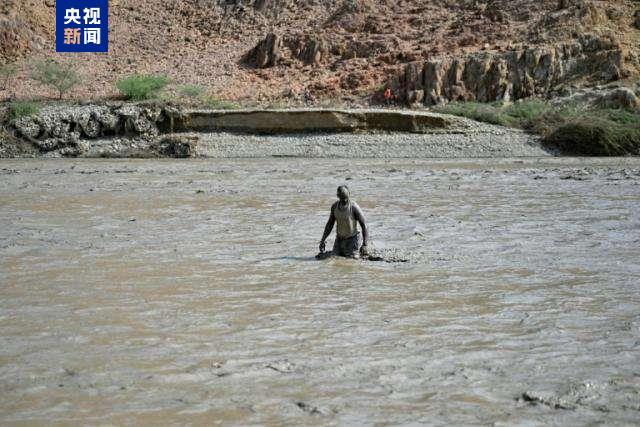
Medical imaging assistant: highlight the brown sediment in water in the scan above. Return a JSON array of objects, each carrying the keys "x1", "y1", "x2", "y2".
[{"x1": 1, "y1": 157, "x2": 639, "y2": 424}]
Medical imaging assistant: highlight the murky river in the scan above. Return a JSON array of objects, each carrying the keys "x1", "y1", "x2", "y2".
[{"x1": 1, "y1": 158, "x2": 639, "y2": 425}]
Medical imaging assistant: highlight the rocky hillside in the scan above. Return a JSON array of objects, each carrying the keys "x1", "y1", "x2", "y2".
[{"x1": 1, "y1": 0, "x2": 639, "y2": 105}]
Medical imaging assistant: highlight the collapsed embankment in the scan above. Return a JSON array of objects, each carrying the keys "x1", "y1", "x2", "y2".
[{"x1": 0, "y1": 103, "x2": 549, "y2": 158}]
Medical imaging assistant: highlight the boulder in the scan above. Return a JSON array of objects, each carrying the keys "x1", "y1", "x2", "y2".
[
  {"x1": 550, "y1": 86, "x2": 639, "y2": 110},
  {"x1": 156, "y1": 135, "x2": 198, "y2": 158},
  {"x1": 246, "y1": 33, "x2": 331, "y2": 67},
  {"x1": 599, "y1": 87, "x2": 639, "y2": 110},
  {"x1": 298, "y1": 36, "x2": 327, "y2": 65},
  {"x1": 95, "y1": 109, "x2": 119, "y2": 132},
  {"x1": 116, "y1": 104, "x2": 161, "y2": 136},
  {"x1": 244, "y1": 33, "x2": 281, "y2": 68},
  {"x1": 76, "y1": 111, "x2": 102, "y2": 138},
  {"x1": 32, "y1": 129, "x2": 82, "y2": 154},
  {"x1": 13, "y1": 116, "x2": 41, "y2": 140}
]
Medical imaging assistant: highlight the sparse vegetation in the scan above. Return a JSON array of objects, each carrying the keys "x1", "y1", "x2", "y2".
[
  {"x1": 8, "y1": 101, "x2": 41, "y2": 120},
  {"x1": 178, "y1": 84, "x2": 207, "y2": 100},
  {"x1": 116, "y1": 74, "x2": 169, "y2": 101},
  {"x1": 0, "y1": 63, "x2": 19, "y2": 93},
  {"x1": 264, "y1": 99, "x2": 290, "y2": 109},
  {"x1": 156, "y1": 92, "x2": 179, "y2": 104},
  {"x1": 432, "y1": 100, "x2": 554, "y2": 128},
  {"x1": 29, "y1": 60, "x2": 81, "y2": 100},
  {"x1": 433, "y1": 100, "x2": 640, "y2": 155},
  {"x1": 202, "y1": 95, "x2": 240, "y2": 110}
]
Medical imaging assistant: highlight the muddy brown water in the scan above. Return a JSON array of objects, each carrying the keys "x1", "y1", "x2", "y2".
[{"x1": 1, "y1": 158, "x2": 639, "y2": 425}]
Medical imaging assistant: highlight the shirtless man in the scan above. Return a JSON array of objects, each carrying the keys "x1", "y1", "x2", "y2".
[{"x1": 319, "y1": 185, "x2": 369, "y2": 258}]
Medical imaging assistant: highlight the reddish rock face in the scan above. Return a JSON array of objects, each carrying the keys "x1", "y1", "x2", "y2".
[
  {"x1": 244, "y1": 33, "x2": 282, "y2": 68},
  {"x1": 1, "y1": 0, "x2": 638, "y2": 104},
  {"x1": 393, "y1": 35, "x2": 626, "y2": 106},
  {"x1": 0, "y1": 17, "x2": 31, "y2": 61}
]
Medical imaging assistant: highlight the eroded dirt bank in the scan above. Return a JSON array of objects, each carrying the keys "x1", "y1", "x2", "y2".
[
  {"x1": 1, "y1": 104, "x2": 548, "y2": 158},
  {"x1": 1, "y1": 158, "x2": 639, "y2": 424}
]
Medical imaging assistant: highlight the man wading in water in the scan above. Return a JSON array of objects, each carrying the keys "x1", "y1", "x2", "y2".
[{"x1": 319, "y1": 186, "x2": 369, "y2": 259}]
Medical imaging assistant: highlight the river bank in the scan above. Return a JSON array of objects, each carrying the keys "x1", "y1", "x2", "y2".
[{"x1": 0, "y1": 103, "x2": 550, "y2": 158}]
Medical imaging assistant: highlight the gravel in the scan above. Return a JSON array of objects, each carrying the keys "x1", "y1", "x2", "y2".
[{"x1": 195, "y1": 120, "x2": 549, "y2": 158}]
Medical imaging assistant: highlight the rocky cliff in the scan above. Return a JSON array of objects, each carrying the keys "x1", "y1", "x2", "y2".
[
  {"x1": 1, "y1": 0, "x2": 639, "y2": 105},
  {"x1": 393, "y1": 34, "x2": 626, "y2": 106}
]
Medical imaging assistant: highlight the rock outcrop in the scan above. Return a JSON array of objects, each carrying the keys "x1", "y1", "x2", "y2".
[
  {"x1": 550, "y1": 85, "x2": 640, "y2": 110},
  {"x1": 244, "y1": 33, "x2": 330, "y2": 68},
  {"x1": 287, "y1": 35, "x2": 328, "y2": 66},
  {"x1": 393, "y1": 35, "x2": 626, "y2": 106},
  {"x1": 11, "y1": 103, "x2": 167, "y2": 156},
  {"x1": 0, "y1": 16, "x2": 32, "y2": 61},
  {"x1": 244, "y1": 33, "x2": 282, "y2": 68},
  {"x1": 3, "y1": 0, "x2": 639, "y2": 103}
]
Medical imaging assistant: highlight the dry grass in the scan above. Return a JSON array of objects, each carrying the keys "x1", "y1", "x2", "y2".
[{"x1": 434, "y1": 100, "x2": 640, "y2": 156}]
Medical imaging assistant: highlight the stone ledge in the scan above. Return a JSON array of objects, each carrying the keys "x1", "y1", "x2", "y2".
[{"x1": 160, "y1": 108, "x2": 459, "y2": 134}]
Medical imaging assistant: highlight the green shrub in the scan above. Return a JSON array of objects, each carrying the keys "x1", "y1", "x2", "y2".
[
  {"x1": 503, "y1": 99, "x2": 552, "y2": 123},
  {"x1": 435, "y1": 99, "x2": 559, "y2": 128},
  {"x1": 433, "y1": 99, "x2": 640, "y2": 156},
  {"x1": 435, "y1": 102, "x2": 511, "y2": 126},
  {"x1": 116, "y1": 74, "x2": 169, "y2": 100},
  {"x1": 602, "y1": 108, "x2": 640, "y2": 126},
  {"x1": 9, "y1": 101, "x2": 41, "y2": 120},
  {"x1": 178, "y1": 84, "x2": 206, "y2": 99},
  {"x1": 29, "y1": 60, "x2": 80, "y2": 100},
  {"x1": 544, "y1": 118, "x2": 640, "y2": 156}
]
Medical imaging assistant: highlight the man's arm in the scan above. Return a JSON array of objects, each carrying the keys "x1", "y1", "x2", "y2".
[
  {"x1": 319, "y1": 205, "x2": 336, "y2": 252},
  {"x1": 353, "y1": 203, "x2": 368, "y2": 246}
]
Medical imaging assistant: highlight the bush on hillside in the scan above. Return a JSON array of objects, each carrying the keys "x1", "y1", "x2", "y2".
[
  {"x1": 30, "y1": 60, "x2": 81, "y2": 100},
  {"x1": 9, "y1": 101, "x2": 41, "y2": 120},
  {"x1": 116, "y1": 74, "x2": 169, "y2": 101}
]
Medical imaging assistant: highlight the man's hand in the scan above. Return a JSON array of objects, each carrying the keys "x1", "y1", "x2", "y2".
[
  {"x1": 360, "y1": 244, "x2": 368, "y2": 257},
  {"x1": 319, "y1": 240, "x2": 326, "y2": 253}
]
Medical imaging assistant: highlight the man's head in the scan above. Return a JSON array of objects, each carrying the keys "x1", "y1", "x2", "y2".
[{"x1": 337, "y1": 185, "x2": 350, "y2": 202}]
